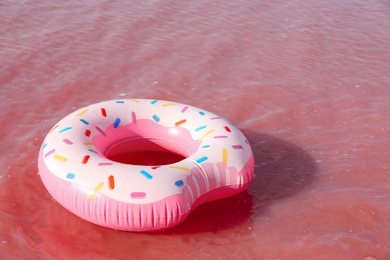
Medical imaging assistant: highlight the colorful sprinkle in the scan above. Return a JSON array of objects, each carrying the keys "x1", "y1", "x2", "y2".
[
  {"x1": 84, "y1": 129, "x2": 91, "y2": 137},
  {"x1": 196, "y1": 156, "x2": 208, "y2": 164},
  {"x1": 151, "y1": 166, "x2": 161, "y2": 170},
  {"x1": 224, "y1": 126, "x2": 231, "y2": 132},
  {"x1": 44, "y1": 149, "x2": 55, "y2": 158},
  {"x1": 162, "y1": 103, "x2": 177, "y2": 107},
  {"x1": 152, "y1": 115, "x2": 160, "y2": 122},
  {"x1": 175, "y1": 180, "x2": 184, "y2": 187},
  {"x1": 76, "y1": 109, "x2": 89, "y2": 116},
  {"x1": 181, "y1": 106, "x2": 188, "y2": 113},
  {"x1": 199, "y1": 111, "x2": 205, "y2": 115},
  {"x1": 113, "y1": 117, "x2": 121, "y2": 128},
  {"x1": 66, "y1": 172, "x2": 76, "y2": 179},
  {"x1": 131, "y1": 111, "x2": 137, "y2": 124},
  {"x1": 95, "y1": 126, "x2": 106, "y2": 136},
  {"x1": 130, "y1": 192, "x2": 146, "y2": 199},
  {"x1": 130, "y1": 99, "x2": 140, "y2": 103},
  {"x1": 87, "y1": 182, "x2": 104, "y2": 200},
  {"x1": 199, "y1": 130, "x2": 214, "y2": 141},
  {"x1": 88, "y1": 149, "x2": 98, "y2": 154},
  {"x1": 62, "y1": 139, "x2": 73, "y2": 145},
  {"x1": 98, "y1": 162, "x2": 114, "y2": 166},
  {"x1": 195, "y1": 125, "x2": 207, "y2": 132},
  {"x1": 232, "y1": 145, "x2": 243, "y2": 149},
  {"x1": 214, "y1": 135, "x2": 228, "y2": 139},
  {"x1": 222, "y1": 148, "x2": 227, "y2": 165},
  {"x1": 201, "y1": 145, "x2": 210, "y2": 148},
  {"x1": 175, "y1": 119, "x2": 186, "y2": 126},
  {"x1": 140, "y1": 170, "x2": 153, "y2": 179},
  {"x1": 211, "y1": 116, "x2": 222, "y2": 120},
  {"x1": 42, "y1": 143, "x2": 48, "y2": 148},
  {"x1": 108, "y1": 175, "x2": 115, "y2": 190},
  {"x1": 54, "y1": 154, "x2": 68, "y2": 162},
  {"x1": 116, "y1": 100, "x2": 125, "y2": 104},
  {"x1": 80, "y1": 119, "x2": 89, "y2": 125},
  {"x1": 245, "y1": 140, "x2": 249, "y2": 144},
  {"x1": 100, "y1": 108, "x2": 107, "y2": 117},
  {"x1": 83, "y1": 142, "x2": 95, "y2": 146},
  {"x1": 59, "y1": 127, "x2": 72, "y2": 133},
  {"x1": 169, "y1": 166, "x2": 189, "y2": 171},
  {"x1": 150, "y1": 100, "x2": 159, "y2": 104},
  {"x1": 82, "y1": 155, "x2": 90, "y2": 164}
]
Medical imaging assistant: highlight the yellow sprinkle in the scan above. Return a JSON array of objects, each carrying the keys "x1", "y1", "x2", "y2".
[
  {"x1": 222, "y1": 148, "x2": 227, "y2": 165},
  {"x1": 162, "y1": 103, "x2": 177, "y2": 107},
  {"x1": 169, "y1": 166, "x2": 190, "y2": 171},
  {"x1": 76, "y1": 109, "x2": 89, "y2": 116},
  {"x1": 87, "y1": 182, "x2": 104, "y2": 200},
  {"x1": 83, "y1": 142, "x2": 95, "y2": 146},
  {"x1": 53, "y1": 154, "x2": 68, "y2": 162},
  {"x1": 130, "y1": 99, "x2": 140, "y2": 103},
  {"x1": 199, "y1": 130, "x2": 214, "y2": 141}
]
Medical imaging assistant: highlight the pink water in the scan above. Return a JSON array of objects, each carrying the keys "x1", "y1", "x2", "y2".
[{"x1": 1, "y1": 0, "x2": 390, "y2": 259}]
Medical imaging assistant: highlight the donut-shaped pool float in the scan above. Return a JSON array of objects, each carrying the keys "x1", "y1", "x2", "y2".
[{"x1": 38, "y1": 99, "x2": 254, "y2": 231}]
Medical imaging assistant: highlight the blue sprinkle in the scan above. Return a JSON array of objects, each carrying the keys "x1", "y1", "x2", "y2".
[
  {"x1": 116, "y1": 100, "x2": 125, "y2": 104},
  {"x1": 59, "y1": 127, "x2": 72, "y2": 133},
  {"x1": 201, "y1": 145, "x2": 210, "y2": 148},
  {"x1": 175, "y1": 180, "x2": 184, "y2": 187},
  {"x1": 151, "y1": 100, "x2": 159, "y2": 104},
  {"x1": 245, "y1": 139, "x2": 249, "y2": 144},
  {"x1": 140, "y1": 170, "x2": 153, "y2": 179},
  {"x1": 113, "y1": 117, "x2": 121, "y2": 128},
  {"x1": 199, "y1": 111, "x2": 206, "y2": 115},
  {"x1": 196, "y1": 156, "x2": 208, "y2": 164},
  {"x1": 195, "y1": 125, "x2": 207, "y2": 132},
  {"x1": 80, "y1": 119, "x2": 89, "y2": 125},
  {"x1": 66, "y1": 172, "x2": 76, "y2": 179},
  {"x1": 152, "y1": 115, "x2": 160, "y2": 122},
  {"x1": 88, "y1": 149, "x2": 98, "y2": 154},
  {"x1": 42, "y1": 143, "x2": 48, "y2": 148}
]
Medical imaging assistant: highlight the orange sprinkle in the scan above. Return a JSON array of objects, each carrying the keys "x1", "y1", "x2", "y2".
[
  {"x1": 83, "y1": 142, "x2": 95, "y2": 146},
  {"x1": 108, "y1": 175, "x2": 115, "y2": 190},
  {"x1": 130, "y1": 99, "x2": 140, "y2": 103},
  {"x1": 175, "y1": 119, "x2": 187, "y2": 126}
]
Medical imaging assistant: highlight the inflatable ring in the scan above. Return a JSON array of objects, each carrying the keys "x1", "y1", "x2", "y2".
[{"x1": 38, "y1": 99, "x2": 254, "y2": 231}]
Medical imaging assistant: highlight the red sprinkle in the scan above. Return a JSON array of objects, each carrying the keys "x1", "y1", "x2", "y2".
[
  {"x1": 84, "y1": 129, "x2": 91, "y2": 137},
  {"x1": 82, "y1": 155, "x2": 90, "y2": 164},
  {"x1": 101, "y1": 108, "x2": 107, "y2": 117},
  {"x1": 224, "y1": 126, "x2": 231, "y2": 132}
]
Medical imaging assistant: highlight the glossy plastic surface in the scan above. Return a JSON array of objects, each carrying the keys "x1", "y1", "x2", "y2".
[{"x1": 38, "y1": 99, "x2": 254, "y2": 231}]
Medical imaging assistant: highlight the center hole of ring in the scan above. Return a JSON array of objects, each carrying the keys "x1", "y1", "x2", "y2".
[{"x1": 105, "y1": 138, "x2": 189, "y2": 166}]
